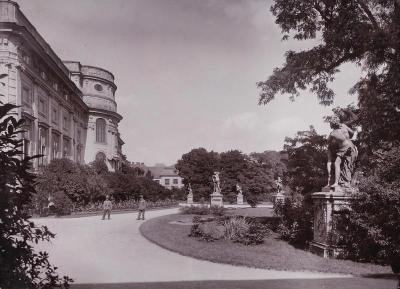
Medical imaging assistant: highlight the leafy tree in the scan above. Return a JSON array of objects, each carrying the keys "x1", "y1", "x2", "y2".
[
  {"x1": 335, "y1": 145, "x2": 400, "y2": 270},
  {"x1": 273, "y1": 126, "x2": 327, "y2": 247},
  {"x1": 176, "y1": 148, "x2": 220, "y2": 200},
  {"x1": 259, "y1": 1, "x2": 400, "y2": 267},
  {"x1": 283, "y1": 126, "x2": 327, "y2": 195},
  {"x1": 0, "y1": 103, "x2": 72, "y2": 288}
]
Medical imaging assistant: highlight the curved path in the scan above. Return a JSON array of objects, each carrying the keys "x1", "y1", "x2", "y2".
[{"x1": 35, "y1": 208, "x2": 349, "y2": 284}]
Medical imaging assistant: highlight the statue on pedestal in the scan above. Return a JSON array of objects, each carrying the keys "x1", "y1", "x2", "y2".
[
  {"x1": 212, "y1": 171, "x2": 221, "y2": 193},
  {"x1": 326, "y1": 108, "x2": 358, "y2": 191},
  {"x1": 236, "y1": 183, "x2": 244, "y2": 205},
  {"x1": 187, "y1": 183, "x2": 193, "y2": 204},
  {"x1": 275, "y1": 177, "x2": 283, "y2": 193},
  {"x1": 210, "y1": 171, "x2": 223, "y2": 206}
]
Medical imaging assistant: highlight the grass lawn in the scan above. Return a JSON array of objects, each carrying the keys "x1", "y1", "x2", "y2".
[{"x1": 139, "y1": 213, "x2": 392, "y2": 276}]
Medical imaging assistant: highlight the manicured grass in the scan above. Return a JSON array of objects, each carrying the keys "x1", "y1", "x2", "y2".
[{"x1": 139, "y1": 213, "x2": 392, "y2": 276}]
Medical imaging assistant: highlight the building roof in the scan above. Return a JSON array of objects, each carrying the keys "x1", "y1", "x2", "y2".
[{"x1": 148, "y1": 166, "x2": 180, "y2": 179}]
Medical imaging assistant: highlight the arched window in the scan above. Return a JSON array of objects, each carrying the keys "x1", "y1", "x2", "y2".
[{"x1": 96, "y1": 118, "x2": 106, "y2": 143}]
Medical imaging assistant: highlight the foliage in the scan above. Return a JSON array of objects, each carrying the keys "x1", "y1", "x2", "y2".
[
  {"x1": 209, "y1": 205, "x2": 225, "y2": 216},
  {"x1": 335, "y1": 145, "x2": 400, "y2": 268},
  {"x1": 51, "y1": 191, "x2": 73, "y2": 216},
  {"x1": 35, "y1": 159, "x2": 107, "y2": 205},
  {"x1": 246, "y1": 193, "x2": 262, "y2": 208},
  {"x1": 179, "y1": 205, "x2": 225, "y2": 216},
  {"x1": 258, "y1": 0, "x2": 400, "y2": 107},
  {"x1": 180, "y1": 205, "x2": 210, "y2": 215},
  {"x1": 283, "y1": 126, "x2": 327, "y2": 195},
  {"x1": 176, "y1": 148, "x2": 220, "y2": 200},
  {"x1": 0, "y1": 103, "x2": 71, "y2": 288},
  {"x1": 189, "y1": 215, "x2": 269, "y2": 245},
  {"x1": 176, "y1": 148, "x2": 286, "y2": 202},
  {"x1": 274, "y1": 193, "x2": 313, "y2": 247},
  {"x1": 223, "y1": 216, "x2": 249, "y2": 241}
]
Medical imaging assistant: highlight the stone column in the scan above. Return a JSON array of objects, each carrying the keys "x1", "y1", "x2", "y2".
[{"x1": 310, "y1": 188, "x2": 352, "y2": 258}]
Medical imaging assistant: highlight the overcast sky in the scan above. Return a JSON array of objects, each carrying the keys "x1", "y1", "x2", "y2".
[{"x1": 15, "y1": 0, "x2": 359, "y2": 166}]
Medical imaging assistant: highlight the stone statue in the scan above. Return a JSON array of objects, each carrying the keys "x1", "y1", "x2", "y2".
[
  {"x1": 326, "y1": 109, "x2": 358, "y2": 190},
  {"x1": 236, "y1": 183, "x2": 243, "y2": 194},
  {"x1": 275, "y1": 177, "x2": 283, "y2": 193},
  {"x1": 188, "y1": 183, "x2": 193, "y2": 195},
  {"x1": 212, "y1": 171, "x2": 221, "y2": 193}
]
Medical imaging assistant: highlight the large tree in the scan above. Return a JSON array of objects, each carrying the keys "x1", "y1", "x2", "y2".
[
  {"x1": 258, "y1": 0, "x2": 400, "y2": 151},
  {"x1": 259, "y1": 0, "x2": 400, "y2": 268}
]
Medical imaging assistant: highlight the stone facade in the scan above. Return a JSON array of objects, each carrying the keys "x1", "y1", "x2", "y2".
[
  {"x1": 64, "y1": 61, "x2": 124, "y2": 171},
  {"x1": 0, "y1": 1, "x2": 124, "y2": 171}
]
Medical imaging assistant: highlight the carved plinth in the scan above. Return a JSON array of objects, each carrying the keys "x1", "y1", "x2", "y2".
[
  {"x1": 237, "y1": 193, "x2": 243, "y2": 205},
  {"x1": 310, "y1": 191, "x2": 352, "y2": 258},
  {"x1": 210, "y1": 192, "x2": 223, "y2": 207},
  {"x1": 273, "y1": 192, "x2": 285, "y2": 207},
  {"x1": 187, "y1": 194, "x2": 193, "y2": 204}
]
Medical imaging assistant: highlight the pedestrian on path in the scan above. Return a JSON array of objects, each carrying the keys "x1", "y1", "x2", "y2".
[
  {"x1": 137, "y1": 195, "x2": 146, "y2": 220},
  {"x1": 102, "y1": 195, "x2": 113, "y2": 220}
]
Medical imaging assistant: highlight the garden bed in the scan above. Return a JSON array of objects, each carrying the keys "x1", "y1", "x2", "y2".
[{"x1": 139, "y1": 213, "x2": 392, "y2": 276}]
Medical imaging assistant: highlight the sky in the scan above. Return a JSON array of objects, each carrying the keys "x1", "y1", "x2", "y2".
[{"x1": 15, "y1": 0, "x2": 359, "y2": 166}]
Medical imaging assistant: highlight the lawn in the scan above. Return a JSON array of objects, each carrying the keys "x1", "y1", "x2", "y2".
[{"x1": 139, "y1": 212, "x2": 392, "y2": 276}]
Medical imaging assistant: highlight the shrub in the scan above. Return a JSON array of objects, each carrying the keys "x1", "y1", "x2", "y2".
[
  {"x1": 0, "y1": 103, "x2": 72, "y2": 289},
  {"x1": 235, "y1": 221, "x2": 270, "y2": 245},
  {"x1": 189, "y1": 216, "x2": 224, "y2": 241},
  {"x1": 224, "y1": 216, "x2": 249, "y2": 241},
  {"x1": 180, "y1": 205, "x2": 226, "y2": 216},
  {"x1": 246, "y1": 193, "x2": 261, "y2": 208},
  {"x1": 210, "y1": 205, "x2": 225, "y2": 216},
  {"x1": 180, "y1": 205, "x2": 209, "y2": 215},
  {"x1": 52, "y1": 191, "x2": 73, "y2": 216},
  {"x1": 274, "y1": 193, "x2": 313, "y2": 247}
]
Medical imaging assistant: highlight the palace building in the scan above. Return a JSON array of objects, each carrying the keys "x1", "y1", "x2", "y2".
[{"x1": 0, "y1": 0, "x2": 124, "y2": 171}]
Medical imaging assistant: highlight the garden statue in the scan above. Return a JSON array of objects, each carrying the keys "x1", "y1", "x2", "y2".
[
  {"x1": 187, "y1": 183, "x2": 193, "y2": 204},
  {"x1": 326, "y1": 108, "x2": 358, "y2": 191},
  {"x1": 236, "y1": 183, "x2": 244, "y2": 205},
  {"x1": 275, "y1": 177, "x2": 283, "y2": 193},
  {"x1": 212, "y1": 171, "x2": 221, "y2": 193},
  {"x1": 210, "y1": 171, "x2": 223, "y2": 206}
]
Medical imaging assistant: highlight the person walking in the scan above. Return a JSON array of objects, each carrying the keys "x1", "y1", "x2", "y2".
[
  {"x1": 101, "y1": 195, "x2": 113, "y2": 220},
  {"x1": 137, "y1": 195, "x2": 146, "y2": 220}
]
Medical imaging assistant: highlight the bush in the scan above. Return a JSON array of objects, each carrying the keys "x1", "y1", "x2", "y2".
[
  {"x1": 189, "y1": 215, "x2": 269, "y2": 245},
  {"x1": 274, "y1": 193, "x2": 313, "y2": 247},
  {"x1": 210, "y1": 205, "x2": 225, "y2": 216},
  {"x1": 180, "y1": 205, "x2": 226, "y2": 216},
  {"x1": 180, "y1": 205, "x2": 209, "y2": 215},
  {"x1": 224, "y1": 216, "x2": 249, "y2": 241},
  {"x1": 52, "y1": 191, "x2": 73, "y2": 216},
  {"x1": 246, "y1": 193, "x2": 261, "y2": 208},
  {"x1": 0, "y1": 103, "x2": 72, "y2": 288}
]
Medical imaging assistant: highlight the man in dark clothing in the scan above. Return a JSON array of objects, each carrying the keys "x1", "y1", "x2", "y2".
[{"x1": 137, "y1": 195, "x2": 146, "y2": 220}]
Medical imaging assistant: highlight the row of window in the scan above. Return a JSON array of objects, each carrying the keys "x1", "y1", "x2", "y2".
[
  {"x1": 22, "y1": 85, "x2": 72, "y2": 131},
  {"x1": 164, "y1": 178, "x2": 180, "y2": 185},
  {"x1": 22, "y1": 120, "x2": 82, "y2": 166}
]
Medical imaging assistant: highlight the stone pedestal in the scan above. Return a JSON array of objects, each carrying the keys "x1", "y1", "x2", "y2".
[
  {"x1": 310, "y1": 188, "x2": 352, "y2": 258},
  {"x1": 236, "y1": 193, "x2": 243, "y2": 205},
  {"x1": 187, "y1": 193, "x2": 193, "y2": 204},
  {"x1": 210, "y1": 192, "x2": 223, "y2": 207},
  {"x1": 273, "y1": 192, "x2": 285, "y2": 207}
]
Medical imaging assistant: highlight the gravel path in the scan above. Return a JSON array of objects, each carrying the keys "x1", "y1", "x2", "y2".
[{"x1": 34, "y1": 208, "x2": 351, "y2": 284}]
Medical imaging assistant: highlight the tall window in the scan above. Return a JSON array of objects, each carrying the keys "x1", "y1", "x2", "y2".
[
  {"x1": 38, "y1": 127, "x2": 48, "y2": 166},
  {"x1": 22, "y1": 118, "x2": 32, "y2": 157},
  {"x1": 96, "y1": 118, "x2": 106, "y2": 143},
  {"x1": 51, "y1": 133, "x2": 60, "y2": 160},
  {"x1": 63, "y1": 138, "x2": 71, "y2": 158}
]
